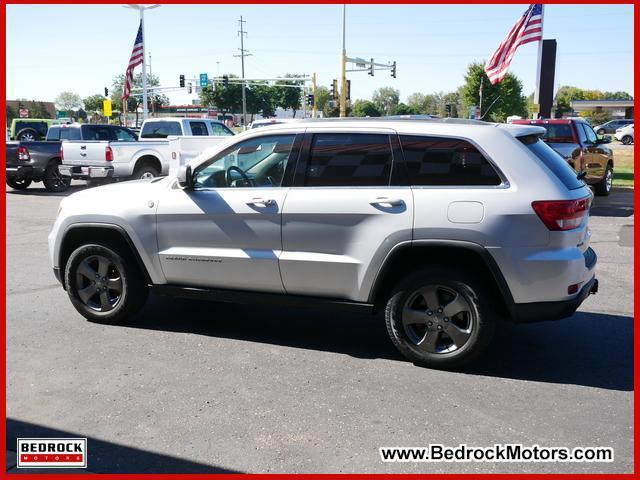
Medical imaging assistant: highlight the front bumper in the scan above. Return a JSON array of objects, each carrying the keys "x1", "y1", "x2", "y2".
[
  {"x1": 508, "y1": 276, "x2": 598, "y2": 323},
  {"x1": 6, "y1": 165, "x2": 34, "y2": 179},
  {"x1": 59, "y1": 165, "x2": 113, "y2": 179}
]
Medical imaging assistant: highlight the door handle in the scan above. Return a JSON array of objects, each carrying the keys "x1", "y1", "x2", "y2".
[
  {"x1": 247, "y1": 198, "x2": 275, "y2": 207},
  {"x1": 370, "y1": 197, "x2": 404, "y2": 207},
  {"x1": 80, "y1": 145, "x2": 86, "y2": 150}
]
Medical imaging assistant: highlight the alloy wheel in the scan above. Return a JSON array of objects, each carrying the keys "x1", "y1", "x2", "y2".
[{"x1": 75, "y1": 255, "x2": 123, "y2": 312}]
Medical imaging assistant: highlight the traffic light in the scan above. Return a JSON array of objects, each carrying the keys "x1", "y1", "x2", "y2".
[
  {"x1": 306, "y1": 94, "x2": 314, "y2": 106},
  {"x1": 368, "y1": 58, "x2": 374, "y2": 76},
  {"x1": 391, "y1": 61, "x2": 397, "y2": 78},
  {"x1": 188, "y1": 82, "x2": 192, "y2": 94},
  {"x1": 346, "y1": 80, "x2": 351, "y2": 100},
  {"x1": 445, "y1": 104, "x2": 452, "y2": 116},
  {"x1": 104, "y1": 87, "x2": 109, "y2": 97},
  {"x1": 179, "y1": 74, "x2": 185, "y2": 87},
  {"x1": 331, "y1": 79, "x2": 338, "y2": 99},
  {"x1": 222, "y1": 75, "x2": 229, "y2": 87}
]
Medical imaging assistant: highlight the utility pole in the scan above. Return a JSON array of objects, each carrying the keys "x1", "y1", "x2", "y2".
[
  {"x1": 235, "y1": 16, "x2": 251, "y2": 129},
  {"x1": 312, "y1": 72, "x2": 317, "y2": 118},
  {"x1": 339, "y1": 5, "x2": 348, "y2": 117}
]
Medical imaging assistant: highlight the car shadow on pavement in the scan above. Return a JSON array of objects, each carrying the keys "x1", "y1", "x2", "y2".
[
  {"x1": 130, "y1": 296, "x2": 633, "y2": 392},
  {"x1": 5, "y1": 185, "x2": 86, "y2": 197},
  {"x1": 590, "y1": 187, "x2": 634, "y2": 217},
  {"x1": 6, "y1": 418, "x2": 241, "y2": 473}
]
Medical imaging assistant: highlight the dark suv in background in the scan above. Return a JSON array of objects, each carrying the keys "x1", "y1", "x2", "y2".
[
  {"x1": 593, "y1": 119, "x2": 634, "y2": 135},
  {"x1": 512, "y1": 118, "x2": 614, "y2": 196}
]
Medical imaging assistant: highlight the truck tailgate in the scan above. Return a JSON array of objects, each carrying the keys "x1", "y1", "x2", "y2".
[{"x1": 62, "y1": 141, "x2": 110, "y2": 166}]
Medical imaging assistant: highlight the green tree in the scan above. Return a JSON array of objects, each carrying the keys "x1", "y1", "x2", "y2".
[
  {"x1": 54, "y1": 91, "x2": 83, "y2": 114},
  {"x1": 274, "y1": 74, "x2": 302, "y2": 118},
  {"x1": 314, "y1": 86, "x2": 331, "y2": 113},
  {"x1": 439, "y1": 91, "x2": 461, "y2": 117},
  {"x1": 579, "y1": 110, "x2": 611, "y2": 125},
  {"x1": 394, "y1": 102, "x2": 415, "y2": 115},
  {"x1": 459, "y1": 62, "x2": 526, "y2": 122},
  {"x1": 110, "y1": 72, "x2": 169, "y2": 114},
  {"x1": 372, "y1": 87, "x2": 400, "y2": 115},
  {"x1": 352, "y1": 99, "x2": 382, "y2": 117},
  {"x1": 406, "y1": 92, "x2": 440, "y2": 115},
  {"x1": 248, "y1": 83, "x2": 278, "y2": 117},
  {"x1": 200, "y1": 75, "x2": 244, "y2": 118},
  {"x1": 83, "y1": 94, "x2": 106, "y2": 115}
]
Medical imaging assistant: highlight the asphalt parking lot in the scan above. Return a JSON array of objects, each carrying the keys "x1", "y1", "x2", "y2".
[{"x1": 6, "y1": 182, "x2": 634, "y2": 474}]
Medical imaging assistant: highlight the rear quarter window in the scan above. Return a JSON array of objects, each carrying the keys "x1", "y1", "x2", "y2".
[{"x1": 518, "y1": 135, "x2": 585, "y2": 190}]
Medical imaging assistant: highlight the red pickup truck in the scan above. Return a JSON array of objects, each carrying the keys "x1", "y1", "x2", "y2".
[{"x1": 512, "y1": 118, "x2": 614, "y2": 196}]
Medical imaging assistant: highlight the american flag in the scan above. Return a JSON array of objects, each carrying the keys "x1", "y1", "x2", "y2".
[
  {"x1": 122, "y1": 21, "x2": 144, "y2": 99},
  {"x1": 484, "y1": 4, "x2": 544, "y2": 85}
]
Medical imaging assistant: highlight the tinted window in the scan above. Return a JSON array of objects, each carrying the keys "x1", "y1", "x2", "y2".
[
  {"x1": 400, "y1": 135, "x2": 501, "y2": 186},
  {"x1": 305, "y1": 134, "x2": 392, "y2": 187},
  {"x1": 576, "y1": 122, "x2": 588, "y2": 143},
  {"x1": 113, "y1": 127, "x2": 137, "y2": 141},
  {"x1": 83, "y1": 125, "x2": 114, "y2": 141},
  {"x1": 581, "y1": 123, "x2": 598, "y2": 143},
  {"x1": 540, "y1": 124, "x2": 574, "y2": 143},
  {"x1": 519, "y1": 135, "x2": 584, "y2": 190},
  {"x1": 140, "y1": 121, "x2": 182, "y2": 138},
  {"x1": 190, "y1": 121, "x2": 208, "y2": 136},
  {"x1": 57, "y1": 127, "x2": 81, "y2": 140},
  {"x1": 210, "y1": 122, "x2": 234, "y2": 136},
  {"x1": 194, "y1": 135, "x2": 295, "y2": 188}
]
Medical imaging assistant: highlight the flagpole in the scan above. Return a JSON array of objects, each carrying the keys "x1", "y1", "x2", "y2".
[
  {"x1": 533, "y1": 4, "x2": 545, "y2": 119},
  {"x1": 140, "y1": 7, "x2": 148, "y2": 121},
  {"x1": 479, "y1": 76, "x2": 484, "y2": 119}
]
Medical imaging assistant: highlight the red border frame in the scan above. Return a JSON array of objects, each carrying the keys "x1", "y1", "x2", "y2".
[{"x1": 2, "y1": 1, "x2": 637, "y2": 478}]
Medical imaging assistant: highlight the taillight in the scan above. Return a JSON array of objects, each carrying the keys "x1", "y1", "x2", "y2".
[
  {"x1": 60, "y1": 146, "x2": 64, "y2": 161},
  {"x1": 532, "y1": 197, "x2": 591, "y2": 231},
  {"x1": 105, "y1": 146, "x2": 114, "y2": 162},
  {"x1": 17, "y1": 146, "x2": 30, "y2": 161}
]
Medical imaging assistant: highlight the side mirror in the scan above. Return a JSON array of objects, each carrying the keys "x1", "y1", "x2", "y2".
[
  {"x1": 177, "y1": 164, "x2": 193, "y2": 189},
  {"x1": 597, "y1": 135, "x2": 612, "y2": 144}
]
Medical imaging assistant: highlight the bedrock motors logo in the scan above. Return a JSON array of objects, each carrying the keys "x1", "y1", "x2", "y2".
[{"x1": 17, "y1": 438, "x2": 87, "y2": 468}]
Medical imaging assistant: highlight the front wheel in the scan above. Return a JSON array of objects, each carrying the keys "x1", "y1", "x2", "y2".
[
  {"x1": 64, "y1": 243, "x2": 148, "y2": 324},
  {"x1": 621, "y1": 135, "x2": 633, "y2": 145},
  {"x1": 43, "y1": 162, "x2": 71, "y2": 192},
  {"x1": 597, "y1": 129, "x2": 606, "y2": 135},
  {"x1": 594, "y1": 164, "x2": 613, "y2": 196},
  {"x1": 6, "y1": 177, "x2": 32, "y2": 190},
  {"x1": 385, "y1": 268, "x2": 495, "y2": 369}
]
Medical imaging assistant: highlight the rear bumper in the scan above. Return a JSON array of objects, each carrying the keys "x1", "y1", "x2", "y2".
[
  {"x1": 59, "y1": 165, "x2": 113, "y2": 179},
  {"x1": 508, "y1": 276, "x2": 598, "y2": 323},
  {"x1": 6, "y1": 165, "x2": 34, "y2": 179}
]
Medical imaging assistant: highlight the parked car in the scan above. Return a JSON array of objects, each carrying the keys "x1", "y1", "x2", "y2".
[
  {"x1": 9, "y1": 118, "x2": 66, "y2": 142},
  {"x1": 139, "y1": 118, "x2": 234, "y2": 139},
  {"x1": 614, "y1": 124, "x2": 634, "y2": 145},
  {"x1": 592, "y1": 119, "x2": 633, "y2": 135},
  {"x1": 49, "y1": 119, "x2": 598, "y2": 369},
  {"x1": 511, "y1": 118, "x2": 614, "y2": 196},
  {"x1": 5, "y1": 124, "x2": 137, "y2": 192}
]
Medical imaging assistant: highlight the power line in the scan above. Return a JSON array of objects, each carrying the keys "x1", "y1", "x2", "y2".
[{"x1": 233, "y1": 16, "x2": 252, "y2": 128}]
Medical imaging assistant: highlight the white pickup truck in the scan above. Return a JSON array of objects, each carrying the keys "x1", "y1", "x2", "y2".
[{"x1": 59, "y1": 118, "x2": 234, "y2": 183}]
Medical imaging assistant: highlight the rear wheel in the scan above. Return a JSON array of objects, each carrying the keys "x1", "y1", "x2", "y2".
[
  {"x1": 594, "y1": 164, "x2": 613, "y2": 196},
  {"x1": 133, "y1": 164, "x2": 159, "y2": 180},
  {"x1": 596, "y1": 128, "x2": 606, "y2": 135},
  {"x1": 385, "y1": 268, "x2": 495, "y2": 369},
  {"x1": 43, "y1": 161, "x2": 71, "y2": 192},
  {"x1": 621, "y1": 135, "x2": 633, "y2": 145},
  {"x1": 6, "y1": 177, "x2": 32, "y2": 190},
  {"x1": 64, "y1": 243, "x2": 148, "y2": 324}
]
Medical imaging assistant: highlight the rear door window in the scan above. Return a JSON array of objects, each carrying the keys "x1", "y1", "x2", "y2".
[
  {"x1": 189, "y1": 121, "x2": 209, "y2": 136},
  {"x1": 113, "y1": 127, "x2": 137, "y2": 141},
  {"x1": 518, "y1": 135, "x2": 584, "y2": 190},
  {"x1": 140, "y1": 121, "x2": 183, "y2": 138},
  {"x1": 304, "y1": 133, "x2": 393, "y2": 187},
  {"x1": 58, "y1": 127, "x2": 81, "y2": 140},
  {"x1": 210, "y1": 122, "x2": 234, "y2": 136},
  {"x1": 83, "y1": 125, "x2": 115, "y2": 141},
  {"x1": 399, "y1": 135, "x2": 502, "y2": 186}
]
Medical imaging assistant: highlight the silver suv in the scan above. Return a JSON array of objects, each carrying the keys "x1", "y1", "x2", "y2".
[{"x1": 49, "y1": 119, "x2": 598, "y2": 369}]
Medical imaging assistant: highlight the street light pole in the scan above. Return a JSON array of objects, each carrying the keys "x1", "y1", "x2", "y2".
[{"x1": 339, "y1": 5, "x2": 348, "y2": 118}]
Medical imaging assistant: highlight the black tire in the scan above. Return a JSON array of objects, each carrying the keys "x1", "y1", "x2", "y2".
[
  {"x1": 16, "y1": 129, "x2": 39, "y2": 142},
  {"x1": 596, "y1": 128, "x2": 606, "y2": 135},
  {"x1": 384, "y1": 267, "x2": 495, "y2": 369},
  {"x1": 6, "y1": 177, "x2": 32, "y2": 190},
  {"x1": 133, "y1": 163, "x2": 159, "y2": 180},
  {"x1": 621, "y1": 135, "x2": 633, "y2": 145},
  {"x1": 64, "y1": 243, "x2": 148, "y2": 324},
  {"x1": 43, "y1": 161, "x2": 71, "y2": 192},
  {"x1": 594, "y1": 163, "x2": 613, "y2": 196}
]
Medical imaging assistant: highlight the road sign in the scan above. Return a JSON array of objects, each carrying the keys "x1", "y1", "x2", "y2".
[
  {"x1": 531, "y1": 103, "x2": 540, "y2": 113},
  {"x1": 103, "y1": 100, "x2": 112, "y2": 117},
  {"x1": 19, "y1": 108, "x2": 29, "y2": 118},
  {"x1": 200, "y1": 73, "x2": 209, "y2": 87}
]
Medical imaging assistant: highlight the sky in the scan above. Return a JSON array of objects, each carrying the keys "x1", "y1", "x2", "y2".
[{"x1": 6, "y1": 4, "x2": 635, "y2": 107}]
